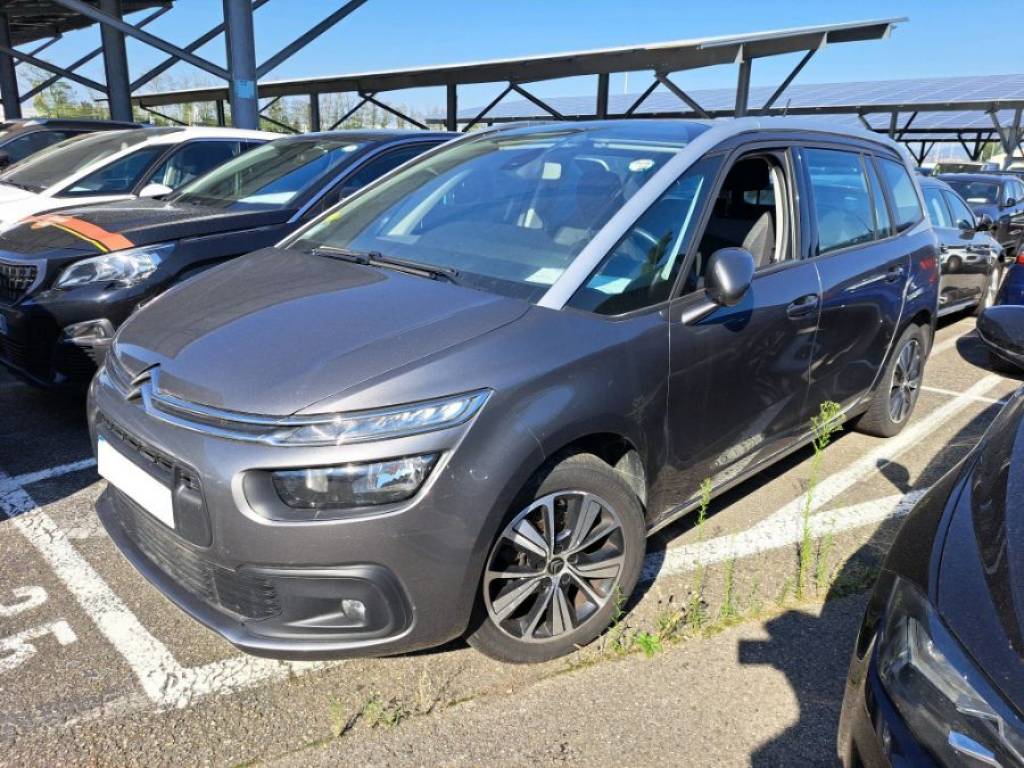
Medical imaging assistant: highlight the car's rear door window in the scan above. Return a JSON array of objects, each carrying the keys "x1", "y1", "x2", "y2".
[
  {"x1": 865, "y1": 159, "x2": 892, "y2": 236},
  {"x1": 146, "y1": 140, "x2": 243, "y2": 189},
  {"x1": 923, "y1": 186, "x2": 953, "y2": 228},
  {"x1": 877, "y1": 157, "x2": 924, "y2": 232},
  {"x1": 804, "y1": 148, "x2": 875, "y2": 254},
  {"x1": 61, "y1": 146, "x2": 165, "y2": 196},
  {"x1": 943, "y1": 190, "x2": 975, "y2": 229}
]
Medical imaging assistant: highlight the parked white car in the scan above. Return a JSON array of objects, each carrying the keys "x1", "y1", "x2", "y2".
[{"x1": 0, "y1": 126, "x2": 276, "y2": 227}]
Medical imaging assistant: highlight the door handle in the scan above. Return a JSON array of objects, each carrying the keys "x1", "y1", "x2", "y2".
[
  {"x1": 786, "y1": 293, "x2": 819, "y2": 319},
  {"x1": 885, "y1": 265, "x2": 905, "y2": 282}
]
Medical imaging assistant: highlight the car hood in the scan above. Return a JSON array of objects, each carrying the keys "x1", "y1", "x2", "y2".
[
  {"x1": 937, "y1": 390, "x2": 1024, "y2": 712},
  {"x1": 0, "y1": 198, "x2": 293, "y2": 258},
  {"x1": 0, "y1": 182, "x2": 37, "y2": 205},
  {"x1": 113, "y1": 247, "x2": 530, "y2": 415}
]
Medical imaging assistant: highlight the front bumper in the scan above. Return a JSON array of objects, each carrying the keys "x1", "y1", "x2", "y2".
[
  {"x1": 88, "y1": 363, "x2": 537, "y2": 658},
  {"x1": 0, "y1": 290, "x2": 133, "y2": 386}
]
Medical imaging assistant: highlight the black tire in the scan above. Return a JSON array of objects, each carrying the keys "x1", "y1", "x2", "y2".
[
  {"x1": 466, "y1": 453, "x2": 646, "y2": 663},
  {"x1": 974, "y1": 266, "x2": 1002, "y2": 317},
  {"x1": 854, "y1": 324, "x2": 928, "y2": 438}
]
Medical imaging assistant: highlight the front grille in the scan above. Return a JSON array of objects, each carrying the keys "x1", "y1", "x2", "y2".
[
  {"x1": 0, "y1": 260, "x2": 38, "y2": 304},
  {"x1": 114, "y1": 492, "x2": 281, "y2": 621}
]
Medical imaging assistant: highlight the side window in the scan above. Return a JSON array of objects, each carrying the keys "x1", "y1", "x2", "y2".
[
  {"x1": 877, "y1": 158, "x2": 923, "y2": 232},
  {"x1": 922, "y1": 187, "x2": 953, "y2": 228},
  {"x1": 61, "y1": 147, "x2": 165, "y2": 196},
  {"x1": 337, "y1": 144, "x2": 433, "y2": 197},
  {"x1": 943, "y1": 191, "x2": 975, "y2": 229},
  {"x1": 146, "y1": 141, "x2": 242, "y2": 189},
  {"x1": 804, "y1": 148, "x2": 874, "y2": 254},
  {"x1": 566, "y1": 155, "x2": 722, "y2": 315},
  {"x1": 1, "y1": 130, "x2": 74, "y2": 163},
  {"x1": 865, "y1": 159, "x2": 891, "y2": 236}
]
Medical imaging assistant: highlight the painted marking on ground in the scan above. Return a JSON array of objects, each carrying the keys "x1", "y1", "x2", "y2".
[
  {"x1": 920, "y1": 385, "x2": 1007, "y2": 405},
  {"x1": 1, "y1": 458, "x2": 97, "y2": 494},
  {"x1": 930, "y1": 330, "x2": 974, "y2": 357},
  {"x1": 0, "y1": 469, "x2": 335, "y2": 711},
  {"x1": 644, "y1": 374, "x2": 1004, "y2": 580}
]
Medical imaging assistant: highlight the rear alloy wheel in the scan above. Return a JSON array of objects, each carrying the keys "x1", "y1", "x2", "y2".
[
  {"x1": 974, "y1": 266, "x2": 1002, "y2": 316},
  {"x1": 467, "y1": 454, "x2": 645, "y2": 663},
  {"x1": 854, "y1": 324, "x2": 927, "y2": 438}
]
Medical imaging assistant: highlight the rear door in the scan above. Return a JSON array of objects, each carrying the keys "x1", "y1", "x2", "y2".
[
  {"x1": 800, "y1": 146, "x2": 916, "y2": 415},
  {"x1": 922, "y1": 184, "x2": 978, "y2": 311}
]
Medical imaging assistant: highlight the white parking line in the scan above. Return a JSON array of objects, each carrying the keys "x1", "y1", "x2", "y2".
[
  {"x1": 1, "y1": 458, "x2": 97, "y2": 494},
  {"x1": 0, "y1": 470, "x2": 335, "y2": 710},
  {"x1": 920, "y1": 385, "x2": 1006, "y2": 405},
  {"x1": 644, "y1": 374, "x2": 1004, "y2": 580},
  {"x1": 930, "y1": 330, "x2": 974, "y2": 357}
]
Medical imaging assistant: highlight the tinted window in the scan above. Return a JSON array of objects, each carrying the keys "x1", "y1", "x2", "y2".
[
  {"x1": 944, "y1": 179, "x2": 999, "y2": 205},
  {"x1": 805, "y1": 148, "x2": 874, "y2": 254},
  {"x1": 943, "y1": 190, "x2": 975, "y2": 228},
  {"x1": 878, "y1": 158, "x2": 923, "y2": 233},
  {"x1": 290, "y1": 122, "x2": 708, "y2": 303},
  {"x1": 147, "y1": 140, "x2": 242, "y2": 189},
  {"x1": 62, "y1": 146, "x2": 164, "y2": 196},
  {"x1": 338, "y1": 144, "x2": 433, "y2": 194},
  {"x1": 568, "y1": 155, "x2": 721, "y2": 315},
  {"x1": 1, "y1": 130, "x2": 76, "y2": 163},
  {"x1": 865, "y1": 159, "x2": 891, "y2": 235},
  {"x1": 922, "y1": 186, "x2": 952, "y2": 228}
]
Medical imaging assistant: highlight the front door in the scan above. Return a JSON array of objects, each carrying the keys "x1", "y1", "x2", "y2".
[
  {"x1": 801, "y1": 148, "x2": 912, "y2": 415},
  {"x1": 659, "y1": 147, "x2": 820, "y2": 511}
]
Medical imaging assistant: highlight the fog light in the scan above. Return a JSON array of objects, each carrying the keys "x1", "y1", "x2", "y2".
[
  {"x1": 272, "y1": 453, "x2": 439, "y2": 511},
  {"x1": 62, "y1": 318, "x2": 114, "y2": 344},
  {"x1": 341, "y1": 599, "x2": 366, "y2": 624}
]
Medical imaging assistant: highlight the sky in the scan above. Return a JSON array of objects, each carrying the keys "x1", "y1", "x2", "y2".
[{"x1": 13, "y1": 0, "x2": 1023, "y2": 118}]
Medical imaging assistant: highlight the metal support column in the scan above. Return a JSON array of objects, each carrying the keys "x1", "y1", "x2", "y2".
[
  {"x1": 734, "y1": 58, "x2": 751, "y2": 117},
  {"x1": 446, "y1": 83, "x2": 457, "y2": 131},
  {"x1": 99, "y1": 0, "x2": 132, "y2": 121},
  {"x1": 0, "y1": 11, "x2": 20, "y2": 119},
  {"x1": 215, "y1": 99, "x2": 226, "y2": 126},
  {"x1": 309, "y1": 93, "x2": 321, "y2": 132},
  {"x1": 222, "y1": 0, "x2": 259, "y2": 129},
  {"x1": 1004, "y1": 109, "x2": 1022, "y2": 169},
  {"x1": 596, "y1": 72, "x2": 609, "y2": 119}
]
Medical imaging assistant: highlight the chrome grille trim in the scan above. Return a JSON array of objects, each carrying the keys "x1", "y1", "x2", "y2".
[{"x1": 0, "y1": 257, "x2": 45, "y2": 303}]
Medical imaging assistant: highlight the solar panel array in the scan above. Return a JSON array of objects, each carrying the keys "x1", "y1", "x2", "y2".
[{"x1": 460, "y1": 73, "x2": 1024, "y2": 138}]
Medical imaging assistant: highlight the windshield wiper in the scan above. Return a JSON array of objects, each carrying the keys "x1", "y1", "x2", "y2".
[{"x1": 311, "y1": 245, "x2": 460, "y2": 284}]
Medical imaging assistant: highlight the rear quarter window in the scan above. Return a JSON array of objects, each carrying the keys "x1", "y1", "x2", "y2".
[{"x1": 877, "y1": 158, "x2": 923, "y2": 233}]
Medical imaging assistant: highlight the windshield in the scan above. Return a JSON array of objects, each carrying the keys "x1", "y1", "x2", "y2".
[
  {"x1": 288, "y1": 122, "x2": 707, "y2": 302},
  {"x1": 173, "y1": 138, "x2": 370, "y2": 210},
  {"x1": 944, "y1": 179, "x2": 1000, "y2": 205},
  {"x1": 0, "y1": 129, "x2": 152, "y2": 193}
]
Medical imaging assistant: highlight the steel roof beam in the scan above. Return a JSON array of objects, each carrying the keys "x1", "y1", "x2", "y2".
[
  {"x1": 327, "y1": 93, "x2": 369, "y2": 130},
  {"x1": 360, "y1": 91, "x2": 428, "y2": 130},
  {"x1": 656, "y1": 73, "x2": 710, "y2": 119},
  {"x1": 255, "y1": 0, "x2": 367, "y2": 79},
  {"x1": 0, "y1": 38, "x2": 106, "y2": 92},
  {"x1": 462, "y1": 84, "x2": 513, "y2": 132},
  {"x1": 759, "y1": 47, "x2": 817, "y2": 114},
  {"x1": 509, "y1": 83, "x2": 564, "y2": 120},
  {"x1": 50, "y1": 0, "x2": 230, "y2": 79}
]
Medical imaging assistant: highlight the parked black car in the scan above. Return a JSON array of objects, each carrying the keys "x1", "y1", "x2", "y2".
[
  {"x1": 838, "y1": 377, "x2": 1024, "y2": 767},
  {"x1": 0, "y1": 130, "x2": 451, "y2": 386},
  {"x1": 88, "y1": 119, "x2": 939, "y2": 663},
  {"x1": 919, "y1": 176, "x2": 1005, "y2": 316},
  {"x1": 0, "y1": 117, "x2": 140, "y2": 169},
  {"x1": 938, "y1": 172, "x2": 1024, "y2": 255},
  {"x1": 979, "y1": 304, "x2": 1024, "y2": 372}
]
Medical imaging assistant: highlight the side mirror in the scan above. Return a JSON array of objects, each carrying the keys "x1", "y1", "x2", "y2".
[
  {"x1": 976, "y1": 213, "x2": 994, "y2": 232},
  {"x1": 1004, "y1": 197, "x2": 1018, "y2": 209},
  {"x1": 978, "y1": 306, "x2": 1024, "y2": 372},
  {"x1": 705, "y1": 247, "x2": 755, "y2": 307},
  {"x1": 0, "y1": 151, "x2": 11, "y2": 170},
  {"x1": 138, "y1": 182, "x2": 173, "y2": 198}
]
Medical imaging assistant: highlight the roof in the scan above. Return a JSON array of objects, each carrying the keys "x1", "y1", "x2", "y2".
[
  {"x1": 294, "y1": 129, "x2": 457, "y2": 142},
  {"x1": 458, "y1": 73, "x2": 1024, "y2": 139},
  {"x1": 935, "y1": 173, "x2": 1016, "y2": 184},
  {"x1": 0, "y1": 0, "x2": 171, "y2": 46},
  {"x1": 139, "y1": 126, "x2": 279, "y2": 143},
  {"x1": 130, "y1": 18, "x2": 904, "y2": 107}
]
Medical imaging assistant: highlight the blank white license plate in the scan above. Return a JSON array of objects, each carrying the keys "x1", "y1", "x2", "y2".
[{"x1": 97, "y1": 436, "x2": 174, "y2": 529}]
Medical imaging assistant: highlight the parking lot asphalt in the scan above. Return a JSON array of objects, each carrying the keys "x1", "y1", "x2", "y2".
[{"x1": 0, "y1": 311, "x2": 1020, "y2": 767}]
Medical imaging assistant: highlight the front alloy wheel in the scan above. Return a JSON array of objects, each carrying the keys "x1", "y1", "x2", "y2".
[
  {"x1": 467, "y1": 453, "x2": 645, "y2": 663},
  {"x1": 484, "y1": 491, "x2": 625, "y2": 642},
  {"x1": 888, "y1": 337, "x2": 923, "y2": 425}
]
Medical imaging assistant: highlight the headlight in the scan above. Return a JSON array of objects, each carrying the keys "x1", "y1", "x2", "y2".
[
  {"x1": 272, "y1": 453, "x2": 439, "y2": 511},
  {"x1": 55, "y1": 242, "x2": 174, "y2": 289},
  {"x1": 266, "y1": 390, "x2": 489, "y2": 446},
  {"x1": 877, "y1": 577, "x2": 1024, "y2": 765}
]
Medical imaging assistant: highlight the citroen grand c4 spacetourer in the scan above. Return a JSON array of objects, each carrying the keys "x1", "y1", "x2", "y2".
[{"x1": 89, "y1": 119, "x2": 940, "y2": 663}]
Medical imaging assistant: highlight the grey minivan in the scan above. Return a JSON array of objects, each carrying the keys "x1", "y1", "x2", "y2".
[{"x1": 89, "y1": 118, "x2": 939, "y2": 663}]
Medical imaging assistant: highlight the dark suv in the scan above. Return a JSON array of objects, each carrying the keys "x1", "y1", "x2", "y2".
[{"x1": 89, "y1": 119, "x2": 939, "y2": 663}]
